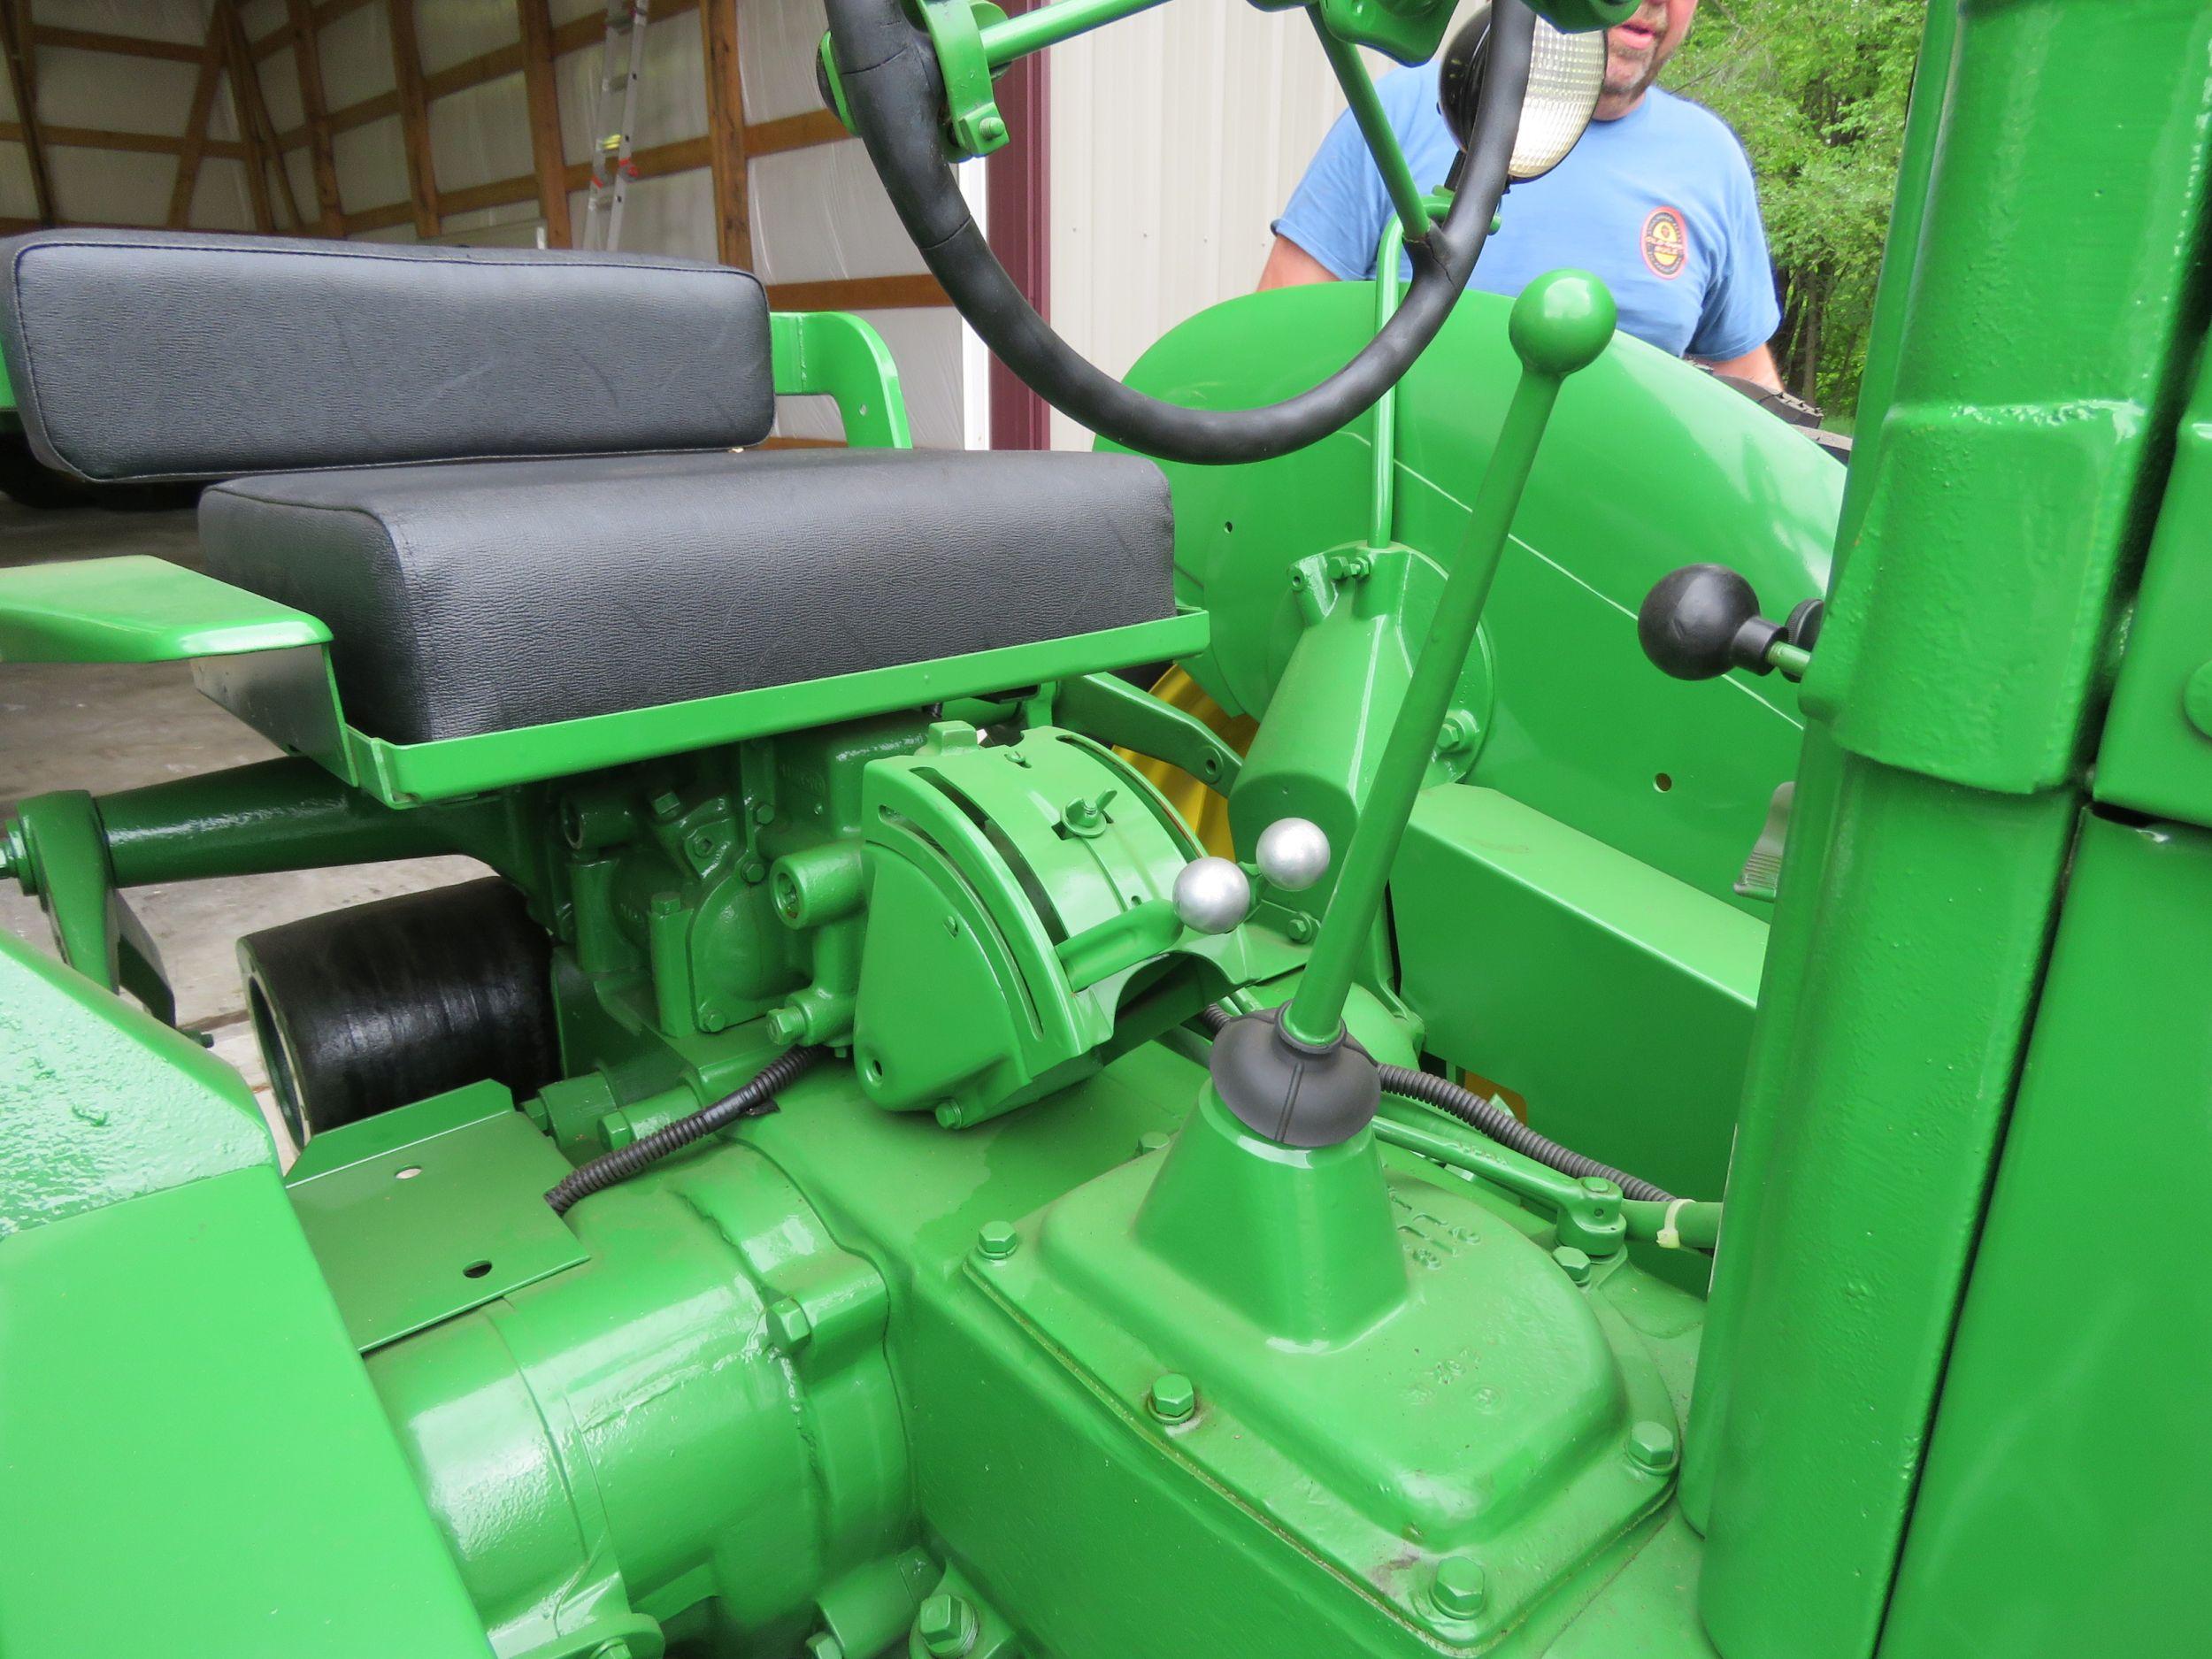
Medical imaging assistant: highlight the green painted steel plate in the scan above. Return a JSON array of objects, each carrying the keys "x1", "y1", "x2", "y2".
[
  {"x1": 286, "y1": 1080, "x2": 587, "y2": 1352},
  {"x1": 326, "y1": 608, "x2": 1210, "y2": 806},
  {"x1": 0, "y1": 1166, "x2": 488, "y2": 1657},
  {"x1": 0, "y1": 554, "x2": 329, "y2": 663}
]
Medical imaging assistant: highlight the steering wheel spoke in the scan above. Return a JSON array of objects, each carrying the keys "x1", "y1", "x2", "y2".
[
  {"x1": 1309, "y1": 10, "x2": 1432, "y2": 242},
  {"x1": 823, "y1": 0, "x2": 1540, "y2": 463}
]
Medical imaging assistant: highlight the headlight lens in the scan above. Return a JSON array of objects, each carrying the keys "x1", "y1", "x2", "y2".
[{"x1": 1440, "y1": 3, "x2": 1609, "y2": 184}]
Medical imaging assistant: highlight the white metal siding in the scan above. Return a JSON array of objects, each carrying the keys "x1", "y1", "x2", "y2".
[{"x1": 1047, "y1": 4, "x2": 1392, "y2": 449}]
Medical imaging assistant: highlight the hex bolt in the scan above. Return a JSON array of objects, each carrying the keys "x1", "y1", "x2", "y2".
[
  {"x1": 2185, "y1": 662, "x2": 2212, "y2": 739},
  {"x1": 1286, "y1": 914, "x2": 1317, "y2": 943},
  {"x1": 649, "y1": 790, "x2": 684, "y2": 822},
  {"x1": 766, "y1": 1297, "x2": 812, "y2": 1354},
  {"x1": 1436, "y1": 710, "x2": 1479, "y2": 754},
  {"x1": 916, "y1": 1592, "x2": 979, "y2": 1658},
  {"x1": 1147, "y1": 1372, "x2": 1196, "y2": 1425},
  {"x1": 977, "y1": 1220, "x2": 1019, "y2": 1261},
  {"x1": 1430, "y1": 1555, "x2": 1487, "y2": 1621},
  {"x1": 766, "y1": 1005, "x2": 805, "y2": 1045},
  {"x1": 1552, "y1": 1245, "x2": 1593, "y2": 1286},
  {"x1": 1627, "y1": 1417, "x2": 1679, "y2": 1475},
  {"x1": 753, "y1": 803, "x2": 777, "y2": 825},
  {"x1": 741, "y1": 858, "x2": 767, "y2": 884},
  {"x1": 976, "y1": 112, "x2": 1008, "y2": 147}
]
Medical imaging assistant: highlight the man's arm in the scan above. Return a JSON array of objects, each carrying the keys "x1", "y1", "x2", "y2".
[
  {"x1": 1257, "y1": 234, "x2": 1340, "y2": 291},
  {"x1": 1695, "y1": 342, "x2": 1782, "y2": 392}
]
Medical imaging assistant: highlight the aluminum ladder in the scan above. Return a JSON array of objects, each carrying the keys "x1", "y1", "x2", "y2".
[{"x1": 580, "y1": 1, "x2": 651, "y2": 251}]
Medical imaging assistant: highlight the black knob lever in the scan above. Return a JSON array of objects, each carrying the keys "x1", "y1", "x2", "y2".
[{"x1": 1637, "y1": 564, "x2": 1822, "y2": 683}]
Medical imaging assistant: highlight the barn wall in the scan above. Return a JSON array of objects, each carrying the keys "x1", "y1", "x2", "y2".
[{"x1": 0, "y1": 0, "x2": 968, "y2": 447}]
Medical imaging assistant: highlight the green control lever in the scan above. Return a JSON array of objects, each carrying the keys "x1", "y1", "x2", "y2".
[{"x1": 1279, "y1": 269, "x2": 1617, "y2": 1055}]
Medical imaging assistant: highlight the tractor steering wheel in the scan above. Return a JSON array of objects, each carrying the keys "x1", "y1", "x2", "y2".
[{"x1": 822, "y1": 0, "x2": 1539, "y2": 465}]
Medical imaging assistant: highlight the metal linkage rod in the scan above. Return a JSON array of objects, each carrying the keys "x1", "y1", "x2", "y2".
[
  {"x1": 1280, "y1": 268, "x2": 1617, "y2": 1048},
  {"x1": 978, "y1": 0, "x2": 1174, "y2": 69},
  {"x1": 1313, "y1": 12, "x2": 1432, "y2": 242}
]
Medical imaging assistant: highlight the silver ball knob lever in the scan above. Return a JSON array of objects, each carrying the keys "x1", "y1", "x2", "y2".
[
  {"x1": 1171, "y1": 857, "x2": 1253, "y2": 936},
  {"x1": 1254, "y1": 818, "x2": 1331, "y2": 893},
  {"x1": 1062, "y1": 823, "x2": 1331, "y2": 995}
]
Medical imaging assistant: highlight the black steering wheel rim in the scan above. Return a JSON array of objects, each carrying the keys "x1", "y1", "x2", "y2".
[{"x1": 823, "y1": 0, "x2": 1539, "y2": 465}]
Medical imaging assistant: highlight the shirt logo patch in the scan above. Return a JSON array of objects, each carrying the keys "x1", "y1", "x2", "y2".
[{"x1": 1641, "y1": 207, "x2": 1689, "y2": 280}]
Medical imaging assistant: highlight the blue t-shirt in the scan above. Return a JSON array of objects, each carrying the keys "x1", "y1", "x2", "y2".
[{"x1": 1275, "y1": 72, "x2": 1779, "y2": 361}]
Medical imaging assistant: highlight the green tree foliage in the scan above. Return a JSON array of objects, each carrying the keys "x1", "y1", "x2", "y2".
[{"x1": 1671, "y1": 0, "x2": 1923, "y2": 416}]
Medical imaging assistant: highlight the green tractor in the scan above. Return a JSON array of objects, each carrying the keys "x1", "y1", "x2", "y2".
[{"x1": 1, "y1": 2, "x2": 2202, "y2": 1656}]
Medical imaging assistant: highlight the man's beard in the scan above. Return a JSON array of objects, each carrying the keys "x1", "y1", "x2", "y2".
[{"x1": 1601, "y1": 50, "x2": 1663, "y2": 111}]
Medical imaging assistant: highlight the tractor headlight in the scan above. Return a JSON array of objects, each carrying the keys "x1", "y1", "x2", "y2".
[{"x1": 1440, "y1": 2, "x2": 1609, "y2": 183}]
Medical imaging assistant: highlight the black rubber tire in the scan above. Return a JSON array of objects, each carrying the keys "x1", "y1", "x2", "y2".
[{"x1": 239, "y1": 876, "x2": 559, "y2": 1146}]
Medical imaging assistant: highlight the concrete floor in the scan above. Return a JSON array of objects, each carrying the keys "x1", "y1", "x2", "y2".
[{"x1": 0, "y1": 496, "x2": 485, "y2": 1117}]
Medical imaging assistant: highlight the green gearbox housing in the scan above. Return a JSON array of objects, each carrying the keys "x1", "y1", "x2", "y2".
[{"x1": 854, "y1": 720, "x2": 1257, "y2": 1125}]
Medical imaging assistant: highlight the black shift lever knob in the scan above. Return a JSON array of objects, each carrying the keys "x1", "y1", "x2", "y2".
[{"x1": 1638, "y1": 564, "x2": 1798, "y2": 680}]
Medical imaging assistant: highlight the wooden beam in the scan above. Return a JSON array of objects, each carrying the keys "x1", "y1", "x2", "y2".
[
  {"x1": 386, "y1": 0, "x2": 438, "y2": 237},
  {"x1": 700, "y1": 0, "x2": 750, "y2": 267},
  {"x1": 764, "y1": 273, "x2": 949, "y2": 311},
  {"x1": 166, "y1": 15, "x2": 229, "y2": 227},
  {"x1": 419, "y1": 40, "x2": 523, "y2": 111},
  {"x1": 0, "y1": 2, "x2": 55, "y2": 227},
  {"x1": 565, "y1": 133, "x2": 707, "y2": 190},
  {"x1": 280, "y1": 87, "x2": 398, "y2": 146},
  {"x1": 266, "y1": 0, "x2": 709, "y2": 157},
  {"x1": 249, "y1": 0, "x2": 375, "y2": 61},
  {"x1": 0, "y1": 120, "x2": 247, "y2": 160},
  {"x1": 745, "y1": 108, "x2": 846, "y2": 158},
  {"x1": 426, "y1": 173, "x2": 536, "y2": 221},
  {"x1": 31, "y1": 26, "x2": 205, "y2": 65},
  {"x1": 342, "y1": 199, "x2": 415, "y2": 235},
  {"x1": 515, "y1": 0, "x2": 572, "y2": 246},
  {"x1": 222, "y1": 0, "x2": 300, "y2": 232},
  {"x1": 346, "y1": 133, "x2": 713, "y2": 234},
  {"x1": 284, "y1": 0, "x2": 344, "y2": 235}
]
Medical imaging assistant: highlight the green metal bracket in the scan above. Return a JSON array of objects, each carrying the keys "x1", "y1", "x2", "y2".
[
  {"x1": 0, "y1": 554, "x2": 328, "y2": 664},
  {"x1": 335, "y1": 609, "x2": 1208, "y2": 807},
  {"x1": 917, "y1": 0, "x2": 1012, "y2": 157},
  {"x1": 1248, "y1": 0, "x2": 1457, "y2": 65},
  {"x1": 286, "y1": 1079, "x2": 588, "y2": 1353},
  {"x1": 2, "y1": 789, "x2": 173, "y2": 1020},
  {"x1": 1054, "y1": 671, "x2": 1243, "y2": 793},
  {"x1": 771, "y1": 309, "x2": 915, "y2": 449}
]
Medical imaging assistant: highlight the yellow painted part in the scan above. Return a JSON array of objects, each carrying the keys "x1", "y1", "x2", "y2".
[{"x1": 1120, "y1": 666, "x2": 1257, "y2": 860}]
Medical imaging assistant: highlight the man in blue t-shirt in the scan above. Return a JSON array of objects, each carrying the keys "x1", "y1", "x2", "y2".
[{"x1": 1264, "y1": 0, "x2": 1782, "y2": 389}]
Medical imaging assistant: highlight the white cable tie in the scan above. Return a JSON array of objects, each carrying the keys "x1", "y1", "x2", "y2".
[{"x1": 1657, "y1": 1197, "x2": 1694, "y2": 1251}]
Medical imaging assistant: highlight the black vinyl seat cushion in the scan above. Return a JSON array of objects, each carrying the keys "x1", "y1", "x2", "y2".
[{"x1": 199, "y1": 447, "x2": 1176, "y2": 745}]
